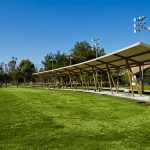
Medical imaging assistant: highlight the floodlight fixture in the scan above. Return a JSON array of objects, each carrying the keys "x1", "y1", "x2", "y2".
[
  {"x1": 134, "y1": 29, "x2": 137, "y2": 33},
  {"x1": 138, "y1": 16, "x2": 146, "y2": 21},
  {"x1": 133, "y1": 16, "x2": 150, "y2": 40},
  {"x1": 144, "y1": 26, "x2": 150, "y2": 31},
  {"x1": 134, "y1": 29, "x2": 141, "y2": 33},
  {"x1": 91, "y1": 38, "x2": 101, "y2": 58},
  {"x1": 134, "y1": 18, "x2": 136, "y2": 22},
  {"x1": 92, "y1": 38, "x2": 100, "y2": 43},
  {"x1": 134, "y1": 24, "x2": 136, "y2": 28}
]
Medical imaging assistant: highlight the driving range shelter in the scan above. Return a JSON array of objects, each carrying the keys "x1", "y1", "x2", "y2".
[{"x1": 34, "y1": 42, "x2": 150, "y2": 97}]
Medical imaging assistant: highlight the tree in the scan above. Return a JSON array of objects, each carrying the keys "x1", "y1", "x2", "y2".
[
  {"x1": 8, "y1": 57, "x2": 17, "y2": 71},
  {"x1": 41, "y1": 53, "x2": 54, "y2": 71},
  {"x1": 3, "y1": 73, "x2": 10, "y2": 87},
  {"x1": 19, "y1": 59, "x2": 36, "y2": 84},
  {"x1": 0, "y1": 62, "x2": 10, "y2": 87},
  {"x1": 42, "y1": 51, "x2": 69, "y2": 70},
  {"x1": 41, "y1": 41, "x2": 105, "y2": 70},
  {"x1": 71, "y1": 41, "x2": 105, "y2": 64},
  {"x1": 0, "y1": 71, "x2": 4, "y2": 87},
  {"x1": 144, "y1": 68, "x2": 150, "y2": 84},
  {"x1": 0, "y1": 62, "x2": 4, "y2": 72},
  {"x1": 7, "y1": 57, "x2": 18, "y2": 86},
  {"x1": 11, "y1": 67, "x2": 22, "y2": 87},
  {"x1": 39, "y1": 68, "x2": 44, "y2": 72},
  {"x1": 0, "y1": 62, "x2": 6, "y2": 87},
  {"x1": 54, "y1": 51, "x2": 69, "y2": 68}
]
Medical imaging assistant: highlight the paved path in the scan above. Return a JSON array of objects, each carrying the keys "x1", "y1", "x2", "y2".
[{"x1": 47, "y1": 88, "x2": 150, "y2": 103}]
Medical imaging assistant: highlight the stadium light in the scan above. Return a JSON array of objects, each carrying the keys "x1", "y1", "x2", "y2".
[
  {"x1": 133, "y1": 18, "x2": 136, "y2": 22},
  {"x1": 144, "y1": 26, "x2": 150, "y2": 31},
  {"x1": 133, "y1": 16, "x2": 150, "y2": 41},
  {"x1": 134, "y1": 29, "x2": 137, "y2": 33},
  {"x1": 134, "y1": 24, "x2": 136, "y2": 28},
  {"x1": 138, "y1": 16, "x2": 146, "y2": 21},
  {"x1": 91, "y1": 38, "x2": 101, "y2": 58}
]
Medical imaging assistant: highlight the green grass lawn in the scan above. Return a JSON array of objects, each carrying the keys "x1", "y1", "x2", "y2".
[
  {"x1": 144, "y1": 84, "x2": 150, "y2": 90},
  {"x1": 0, "y1": 88, "x2": 150, "y2": 150}
]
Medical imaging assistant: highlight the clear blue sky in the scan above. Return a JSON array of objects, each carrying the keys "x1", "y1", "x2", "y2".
[{"x1": 0, "y1": 0, "x2": 150, "y2": 68}]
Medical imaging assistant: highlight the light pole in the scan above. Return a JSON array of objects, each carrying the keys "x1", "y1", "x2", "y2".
[
  {"x1": 68, "y1": 49, "x2": 72, "y2": 66},
  {"x1": 133, "y1": 16, "x2": 150, "y2": 94},
  {"x1": 69, "y1": 56, "x2": 72, "y2": 66},
  {"x1": 91, "y1": 38, "x2": 101, "y2": 58},
  {"x1": 50, "y1": 57, "x2": 55, "y2": 70},
  {"x1": 91, "y1": 38, "x2": 101, "y2": 91},
  {"x1": 133, "y1": 16, "x2": 150, "y2": 41}
]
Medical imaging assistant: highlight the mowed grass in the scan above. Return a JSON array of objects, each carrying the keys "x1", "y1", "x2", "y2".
[{"x1": 0, "y1": 88, "x2": 150, "y2": 150}]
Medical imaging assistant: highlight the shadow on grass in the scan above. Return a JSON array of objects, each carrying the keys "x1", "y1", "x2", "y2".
[{"x1": 0, "y1": 115, "x2": 64, "y2": 142}]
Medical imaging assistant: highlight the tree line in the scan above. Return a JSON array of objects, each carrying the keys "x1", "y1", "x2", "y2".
[
  {"x1": 0, "y1": 41, "x2": 105, "y2": 87},
  {"x1": 41, "y1": 41, "x2": 105, "y2": 71},
  {"x1": 0, "y1": 58, "x2": 36, "y2": 87},
  {"x1": 0, "y1": 41, "x2": 149, "y2": 87}
]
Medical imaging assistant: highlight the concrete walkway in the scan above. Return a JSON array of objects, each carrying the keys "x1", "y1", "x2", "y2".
[{"x1": 47, "y1": 87, "x2": 150, "y2": 103}]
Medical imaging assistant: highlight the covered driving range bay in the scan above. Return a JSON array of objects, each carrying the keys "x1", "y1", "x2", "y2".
[{"x1": 34, "y1": 42, "x2": 150, "y2": 99}]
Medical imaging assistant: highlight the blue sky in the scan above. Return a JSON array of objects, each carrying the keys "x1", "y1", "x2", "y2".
[{"x1": 0, "y1": 0, "x2": 150, "y2": 68}]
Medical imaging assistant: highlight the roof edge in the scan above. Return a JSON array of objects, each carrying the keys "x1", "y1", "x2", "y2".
[{"x1": 33, "y1": 42, "x2": 150, "y2": 75}]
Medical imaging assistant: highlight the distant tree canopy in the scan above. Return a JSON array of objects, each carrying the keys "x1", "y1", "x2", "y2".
[
  {"x1": 144, "y1": 68, "x2": 150, "y2": 83},
  {"x1": 144, "y1": 68, "x2": 150, "y2": 79},
  {"x1": 8, "y1": 57, "x2": 17, "y2": 71},
  {"x1": 19, "y1": 59, "x2": 36, "y2": 83},
  {"x1": 72, "y1": 41, "x2": 105, "y2": 63},
  {"x1": 0, "y1": 58, "x2": 36, "y2": 87},
  {"x1": 42, "y1": 41, "x2": 105, "y2": 70},
  {"x1": 55, "y1": 51, "x2": 69, "y2": 68},
  {"x1": 0, "y1": 40, "x2": 150, "y2": 88},
  {"x1": 41, "y1": 53, "x2": 53, "y2": 71},
  {"x1": 0, "y1": 71, "x2": 4, "y2": 87}
]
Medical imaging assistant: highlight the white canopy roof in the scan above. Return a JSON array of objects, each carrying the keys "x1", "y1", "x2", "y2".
[{"x1": 34, "y1": 42, "x2": 150, "y2": 75}]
